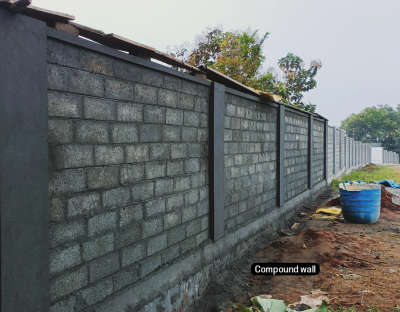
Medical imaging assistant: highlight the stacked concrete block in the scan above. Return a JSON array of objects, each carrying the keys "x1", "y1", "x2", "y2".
[
  {"x1": 312, "y1": 119, "x2": 325, "y2": 185},
  {"x1": 284, "y1": 111, "x2": 309, "y2": 200},
  {"x1": 47, "y1": 38, "x2": 209, "y2": 311},
  {"x1": 223, "y1": 93, "x2": 277, "y2": 233}
]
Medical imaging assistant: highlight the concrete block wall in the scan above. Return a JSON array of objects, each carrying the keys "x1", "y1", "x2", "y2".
[
  {"x1": 2, "y1": 11, "x2": 399, "y2": 312},
  {"x1": 224, "y1": 93, "x2": 277, "y2": 233},
  {"x1": 284, "y1": 111, "x2": 309, "y2": 201},
  {"x1": 43, "y1": 33, "x2": 399, "y2": 312},
  {"x1": 47, "y1": 37, "x2": 212, "y2": 311},
  {"x1": 312, "y1": 119, "x2": 325, "y2": 185}
]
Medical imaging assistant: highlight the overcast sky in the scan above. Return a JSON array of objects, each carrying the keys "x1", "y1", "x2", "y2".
[{"x1": 35, "y1": 0, "x2": 400, "y2": 126}]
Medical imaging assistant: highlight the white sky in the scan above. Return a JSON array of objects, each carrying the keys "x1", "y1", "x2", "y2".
[{"x1": 35, "y1": 0, "x2": 400, "y2": 126}]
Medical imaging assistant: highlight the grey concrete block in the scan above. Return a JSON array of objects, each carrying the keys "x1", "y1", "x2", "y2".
[
  {"x1": 50, "y1": 244, "x2": 81, "y2": 274},
  {"x1": 95, "y1": 145, "x2": 124, "y2": 165},
  {"x1": 164, "y1": 75, "x2": 181, "y2": 91},
  {"x1": 182, "y1": 127, "x2": 197, "y2": 142},
  {"x1": 50, "y1": 198, "x2": 65, "y2": 222},
  {"x1": 164, "y1": 211, "x2": 181, "y2": 230},
  {"x1": 131, "y1": 182, "x2": 154, "y2": 201},
  {"x1": 117, "y1": 103, "x2": 143, "y2": 122},
  {"x1": 111, "y1": 124, "x2": 139, "y2": 143},
  {"x1": 67, "y1": 192, "x2": 101, "y2": 217},
  {"x1": 83, "y1": 233, "x2": 114, "y2": 261},
  {"x1": 167, "y1": 160, "x2": 184, "y2": 176},
  {"x1": 170, "y1": 144, "x2": 187, "y2": 159},
  {"x1": 113, "y1": 60, "x2": 143, "y2": 82},
  {"x1": 84, "y1": 97, "x2": 116, "y2": 120},
  {"x1": 87, "y1": 166, "x2": 119, "y2": 190},
  {"x1": 89, "y1": 253, "x2": 120, "y2": 282},
  {"x1": 147, "y1": 233, "x2": 167, "y2": 256},
  {"x1": 195, "y1": 97, "x2": 208, "y2": 113},
  {"x1": 144, "y1": 106, "x2": 165, "y2": 123},
  {"x1": 143, "y1": 217, "x2": 163, "y2": 238},
  {"x1": 48, "y1": 39, "x2": 80, "y2": 68},
  {"x1": 180, "y1": 236, "x2": 197, "y2": 254},
  {"x1": 145, "y1": 198, "x2": 166, "y2": 217},
  {"x1": 187, "y1": 144, "x2": 201, "y2": 158},
  {"x1": 121, "y1": 243, "x2": 146, "y2": 267},
  {"x1": 120, "y1": 164, "x2": 145, "y2": 185},
  {"x1": 155, "y1": 178, "x2": 174, "y2": 196},
  {"x1": 161, "y1": 245, "x2": 180, "y2": 264},
  {"x1": 50, "y1": 220, "x2": 86, "y2": 247},
  {"x1": 140, "y1": 124, "x2": 162, "y2": 142},
  {"x1": 140, "y1": 254, "x2": 161, "y2": 277},
  {"x1": 158, "y1": 89, "x2": 178, "y2": 107},
  {"x1": 196, "y1": 230, "x2": 208, "y2": 245},
  {"x1": 49, "y1": 169, "x2": 86, "y2": 195},
  {"x1": 79, "y1": 279, "x2": 113, "y2": 306},
  {"x1": 163, "y1": 125, "x2": 181, "y2": 142},
  {"x1": 166, "y1": 109, "x2": 183, "y2": 125},
  {"x1": 125, "y1": 144, "x2": 150, "y2": 163},
  {"x1": 48, "y1": 91, "x2": 81, "y2": 118},
  {"x1": 80, "y1": 50, "x2": 114, "y2": 75},
  {"x1": 50, "y1": 267, "x2": 88, "y2": 301},
  {"x1": 68, "y1": 68, "x2": 105, "y2": 97},
  {"x1": 116, "y1": 225, "x2": 142, "y2": 248},
  {"x1": 47, "y1": 64, "x2": 68, "y2": 91},
  {"x1": 102, "y1": 187, "x2": 131, "y2": 208},
  {"x1": 135, "y1": 84, "x2": 158, "y2": 104},
  {"x1": 184, "y1": 158, "x2": 200, "y2": 173},
  {"x1": 76, "y1": 121, "x2": 109, "y2": 143},
  {"x1": 49, "y1": 119, "x2": 73, "y2": 144},
  {"x1": 198, "y1": 128, "x2": 208, "y2": 142},
  {"x1": 167, "y1": 194, "x2": 184, "y2": 211},
  {"x1": 200, "y1": 216, "x2": 209, "y2": 231},
  {"x1": 145, "y1": 161, "x2": 166, "y2": 179},
  {"x1": 49, "y1": 296, "x2": 76, "y2": 312},
  {"x1": 186, "y1": 219, "x2": 201, "y2": 237},
  {"x1": 120, "y1": 204, "x2": 144, "y2": 227},
  {"x1": 182, "y1": 205, "x2": 197, "y2": 223},
  {"x1": 88, "y1": 211, "x2": 117, "y2": 236},
  {"x1": 179, "y1": 93, "x2": 195, "y2": 110},
  {"x1": 142, "y1": 70, "x2": 164, "y2": 87},
  {"x1": 184, "y1": 111, "x2": 200, "y2": 127},
  {"x1": 54, "y1": 145, "x2": 93, "y2": 169},
  {"x1": 167, "y1": 225, "x2": 186, "y2": 246},
  {"x1": 113, "y1": 265, "x2": 140, "y2": 291},
  {"x1": 174, "y1": 176, "x2": 191, "y2": 192},
  {"x1": 149, "y1": 143, "x2": 169, "y2": 161},
  {"x1": 105, "y1": 78, "x2": 133, "y2": 101},
  {"x1": 184, "y1": 189, "x2": 199, "y2": 206}
]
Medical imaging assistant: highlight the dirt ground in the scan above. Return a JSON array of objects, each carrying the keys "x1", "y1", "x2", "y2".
[{"x1": 189, "y1": 182, "x2": 400, "y2": 312}]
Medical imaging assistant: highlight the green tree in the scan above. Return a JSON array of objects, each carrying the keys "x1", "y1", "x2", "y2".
[
  {"x1": 176, "y1": 27, "x2": 322, "y2": 112},
  {"x1": 276, "y1": 53, "x2": 321, "y2": 112},
  {"x1": 341, "y1": 105, "x2": 400, "y2": 154},
  {"x1": 187, "y1": 28, "x2": 269, "y2": 86}
]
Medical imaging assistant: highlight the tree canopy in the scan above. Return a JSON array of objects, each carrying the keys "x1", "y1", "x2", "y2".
[
  {"x1": 341, "y1": 105, "x2": 400, "y2": 154},
  {"x1": 172, "y1": 27, "x2": 321, "y2": 112}
]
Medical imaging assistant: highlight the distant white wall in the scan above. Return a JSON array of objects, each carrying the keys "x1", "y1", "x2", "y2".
[{"x1": 371, "y1": 147, "x2": 383, "y2": 164}]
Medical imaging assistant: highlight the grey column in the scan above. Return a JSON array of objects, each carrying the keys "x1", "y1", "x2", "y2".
[
  {"x1": 0, "y1": 8, "x2": 49, "y2": 312},
  {"x1": 209, "y1": 82, "x2": 225, "y2": 240},
  {"x1": 332, "y1": 128, "x2": 336, "y2": 174},
  {"x1": 324, "y1": 120, "x2": 329, "y2": 180},
  {"x1": 277, "y1": 104, "x2": 285, "y2": 206},
  {"x1": 308, "y1": 115, "x2": 313, "y2": 188}
]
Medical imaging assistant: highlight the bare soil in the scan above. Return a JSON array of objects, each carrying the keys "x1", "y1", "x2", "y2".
[{"x1": 189, "y1": 189, "x2": 400, "y2": 312}]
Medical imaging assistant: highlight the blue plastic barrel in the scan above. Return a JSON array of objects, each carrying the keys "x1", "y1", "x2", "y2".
[{"x1": 339, "y1": 184, "x2": 381, "y2": 224}]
